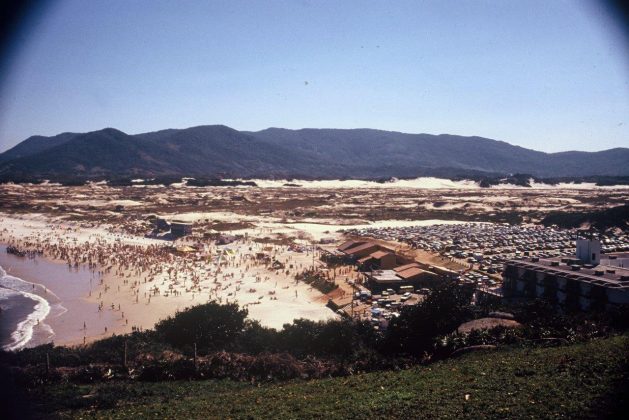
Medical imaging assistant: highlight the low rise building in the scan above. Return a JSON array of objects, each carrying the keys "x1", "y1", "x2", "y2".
[
  {"x1": 343, "y1": 242, "x2": 383, "y2": 259},
  {"x1": 395, "y1": 265, "x2": 440, "y2": 287},
  {"x1": 503, "y1": 247, "x2": 629, "y2": 311},
  {"x1": 357, "y1": 250, "x2": 397, "y2": 270},
  {"x1": 366, "y1": 265, "x2": 442, "y2": 292},
  {"x1": 576, "y1": 237, "x2": 601, "y2": 265},
  {"x1": 337, "y1": 240, "x2": 365, "y2": 252}
]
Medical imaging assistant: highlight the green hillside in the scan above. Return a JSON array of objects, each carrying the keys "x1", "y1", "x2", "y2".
[{"x1": 24, "y1": 334, "x2": 629, "y2": 419}]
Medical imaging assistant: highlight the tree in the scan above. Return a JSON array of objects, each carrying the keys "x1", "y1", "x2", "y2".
[
  {"x1": 154, "y1": 302, "x2": 248, "y2": 351},
  {"x1": 276, "y1": 318, "x2": 372, "y2": 358},
  {"x1": 237, "y1": 320, "x2": 280, "y2": 354},
  {"x1": 383, "y1": 281, "x2": 474, "y2": 356}
]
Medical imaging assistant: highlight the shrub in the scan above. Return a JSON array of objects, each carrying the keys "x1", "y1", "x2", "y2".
[
  {"x1": 383, "y1": 281, "x2": 474, "y2": 356},
  {"x1": 277, "y1": 318, "x2": 369, "y2": 358},
  {"x1": 154, "y1": 301, "x2": 248, "y2": 352}
]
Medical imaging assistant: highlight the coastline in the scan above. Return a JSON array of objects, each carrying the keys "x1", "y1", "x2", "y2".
[
  {"x1": 0, "y1": 211, "x2": 491, "y2": 351},
  {"x1": 0, "y1": 293, "x2": 38, "y2": 350},
  {"x1": 0, "y1": 244, "x2": 116, "y2": 349},
  {"x1": 0, "y1": 221, "x2": 339, "y2": 348}
]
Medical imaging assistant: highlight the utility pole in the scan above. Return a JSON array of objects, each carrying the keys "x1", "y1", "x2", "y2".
[{"x1": 351, "y1": 286, "x2": 355, "y2": 319}]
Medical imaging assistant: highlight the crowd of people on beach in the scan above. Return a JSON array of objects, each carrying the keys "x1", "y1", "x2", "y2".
[{"x1": 1, "y1": 220, "x2": 332, "y2": 345}]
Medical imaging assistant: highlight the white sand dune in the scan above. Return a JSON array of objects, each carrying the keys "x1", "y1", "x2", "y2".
[{"x1": 226, "y1": 177, "x2": 629, "y2": 190}]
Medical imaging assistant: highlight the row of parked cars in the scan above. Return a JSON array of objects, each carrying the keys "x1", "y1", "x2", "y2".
[
  {"x1": 344, "y1": 223, "x2": 629, "y2": 277},
  {"x1": 351, "y1": 287, "x2": 431, "y2": 328}
]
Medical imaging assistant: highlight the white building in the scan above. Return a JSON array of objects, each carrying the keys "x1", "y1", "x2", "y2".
[{"x1": 576, "y1": 238, "x2": 601, "y2": 265}]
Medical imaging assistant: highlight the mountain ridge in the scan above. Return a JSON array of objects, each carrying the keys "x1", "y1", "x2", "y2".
[{"x1": 0, "y1": 125, "x2": 627, "y2": 181}]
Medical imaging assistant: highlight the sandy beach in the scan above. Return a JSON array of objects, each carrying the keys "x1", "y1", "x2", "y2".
[
  {"x1": 2, "y1": 178, "x2": 625, "y2": 350},
  {"x1": 0, "y1": 214, "x2": 339, "y2": 349}
]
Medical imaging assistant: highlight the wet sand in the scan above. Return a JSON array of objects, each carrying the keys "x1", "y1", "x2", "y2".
[
  {"x1": 0, "y1": 221, "x2": 339, "y2": 348},
  {"x1": 0, "y1": 245, "x2": 117, "y2": 347}
]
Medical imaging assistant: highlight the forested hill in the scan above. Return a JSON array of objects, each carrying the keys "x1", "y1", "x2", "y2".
[{"x1": 1, "y1": 125, "x2": 628, "y2": 181}]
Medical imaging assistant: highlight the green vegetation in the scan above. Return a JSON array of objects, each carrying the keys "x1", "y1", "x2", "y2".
[
  {"x1": 4, "y1": 284, "x2": 628, "y2": 378},
  {"x1": 155, "y1": 302, "x2": 248, "y2": 351},
  {"x1": 384, "y1": 282, "x2": 474, "y2": 356},
  {"x1": 18, "y1": 334, "x2": 629, "y2": 419},
  {"x1": 3, "y1": 126, "x2": 629, "y2": 183},
  {"x1": 3, "y1": 283, "x2": 629, "y2": 418},
  {"x1": 541, "y1": 203, "x2": 629, "y2": 229},
  {"x1": 295, "y1": 268, "x2": 339, "y2": 294},
  {"x1": 479, "y1": 173, "x2": 534, "y2": 188}
]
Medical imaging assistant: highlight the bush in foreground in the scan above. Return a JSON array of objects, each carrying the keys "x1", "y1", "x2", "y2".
[{"x1": 154, "y1": 301, "x2": 248, "y2": 352}]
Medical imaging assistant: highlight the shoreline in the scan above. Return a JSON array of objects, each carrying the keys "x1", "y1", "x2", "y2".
[
  {"x1": 0, "y1": 245, "x2": 110, "y2": 349},
  {"x1": 0, "y1": 292, "x2": 38, "y2": 350},
  {"x1": 0, "y1": 223, "x2": 339, "y2": 348},
  {"x1": 0, "y1": 212, "x2": 484, "y2": 351},
  {"x1": 0, "y1": 209, "x2": 489, "y2": 350}
]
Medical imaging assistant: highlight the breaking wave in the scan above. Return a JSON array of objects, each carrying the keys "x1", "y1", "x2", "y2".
[{"x1": 0, "y1": 265, "x2": 53, "y2": 351}]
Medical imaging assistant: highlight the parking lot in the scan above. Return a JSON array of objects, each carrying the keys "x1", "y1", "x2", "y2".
[{"x1": 342, "y1": 223, "x2": 629, "y2": 294}]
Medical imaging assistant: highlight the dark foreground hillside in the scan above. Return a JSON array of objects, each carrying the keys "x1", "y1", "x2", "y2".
[{"x1": 15, "y1": 334, "x2": 629, "y2": 419}]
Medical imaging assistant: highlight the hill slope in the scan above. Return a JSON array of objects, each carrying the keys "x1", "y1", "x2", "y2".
[
  {"x1": 1, "y1": 126, "x2": 628, "y2": 180},
  {"x1": 250, "y1": 128, "x2": 629, "y2": 177},
  {"x1": 18, "y1": 334, "x2": 629, "y2": 419},
  {"x1": 0, "y1": 132, "x2": 79, "y2": 163}
]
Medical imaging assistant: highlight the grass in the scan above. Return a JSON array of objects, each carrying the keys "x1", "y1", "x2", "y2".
[{"x1": 24, "y1": 334, "x2": 629, "y2": 419}]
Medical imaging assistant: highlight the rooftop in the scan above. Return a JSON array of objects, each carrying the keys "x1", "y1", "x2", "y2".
[
  {"x1": 396, "y1": 267, "x2": 427, "y2": 280},
  {"x1": 368, "y1": 269, "x2": 402, "y2": 283},
  {"x1": 370, "y1": 250, "x2": 394, "y2": 259},
  {"x1": 343, "y1": 242, "x2": 381, "y2": 256},
  {"x1": 393, "y1": 263, "x2": 421, "y2": 272},
  {"x1": 601, "y1": 253, "x2": 629, "y2": 266},
  {"x1": 357, "y1": 255, "x2": 374, "y2": 264},
  {"x1": 338, "y1": 240, "x2": 365, "y2": 252},
  {"x1": 506, "y1": 255, "x2": 629, "y2": 289}
]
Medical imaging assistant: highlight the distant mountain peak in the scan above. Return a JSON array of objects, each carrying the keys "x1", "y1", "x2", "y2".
[{"x1": 0, "y1": 125, "x2": 627, "y2": 181}]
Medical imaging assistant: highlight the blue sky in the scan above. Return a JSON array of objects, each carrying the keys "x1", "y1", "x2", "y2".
[{"x1": 0, "y1": 0, "x2": 627, "y2": 152}]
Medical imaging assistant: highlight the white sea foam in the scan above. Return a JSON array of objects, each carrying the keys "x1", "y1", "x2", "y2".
[{"x1": 0, "y1": 265, "x2": 53, "y2": 351}]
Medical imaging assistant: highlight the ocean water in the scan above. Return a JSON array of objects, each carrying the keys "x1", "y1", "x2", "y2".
[
  {"x1": 0, "y1": 264, "x2": 56, "y2": 351},
  {"x1": 0, "y1": 291, "x2": 38, "y2": 350},
  {"x1": 0, "y1": 245, "x2": 102, "y2": 349}
]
